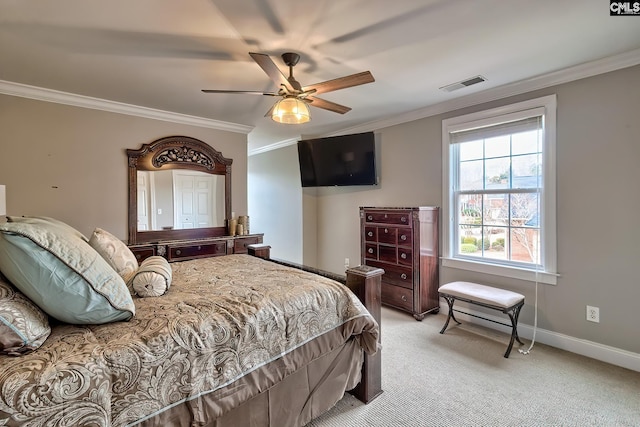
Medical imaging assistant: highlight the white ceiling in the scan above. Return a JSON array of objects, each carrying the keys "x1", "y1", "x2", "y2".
[{"x1": 1, "y1": 0, "x2": 639, "y2": 152}]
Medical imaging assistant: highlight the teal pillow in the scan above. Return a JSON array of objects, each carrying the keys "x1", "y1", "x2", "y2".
[
  {"x1": 7, "y1": 215, "x2": 88, "y2": 242},
  {"x1": 0, "y1": 220, "x2": 135, "y2": 325}
]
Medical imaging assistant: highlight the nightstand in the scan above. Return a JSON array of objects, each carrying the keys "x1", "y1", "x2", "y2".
[{"x1": 247, "y1": 243, "x2": 271, "y2": 260}]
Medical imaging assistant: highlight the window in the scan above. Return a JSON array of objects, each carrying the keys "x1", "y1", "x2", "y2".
[{"x1": 442, "y1": 95, "x2": 557, "y2": 284}]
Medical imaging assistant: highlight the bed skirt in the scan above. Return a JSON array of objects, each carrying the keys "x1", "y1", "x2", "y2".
[{"x1": 140, "y1": 335, "x2": 362, "y2": 426}]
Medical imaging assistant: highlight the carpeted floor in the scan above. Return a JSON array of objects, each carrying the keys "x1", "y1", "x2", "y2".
[{"x1": 306, "y1": 307, "x2": 640, "y2": 427}]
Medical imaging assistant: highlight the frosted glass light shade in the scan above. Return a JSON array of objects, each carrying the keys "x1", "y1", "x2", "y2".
[
  {"x1": 0, "y1": 185, "x2": 5, "y2": 216},
  {"x1": 271, "y1": 98, "x2": 310, "y2": 124}
]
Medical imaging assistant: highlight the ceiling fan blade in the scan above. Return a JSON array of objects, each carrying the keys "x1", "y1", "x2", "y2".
[
  {"x1": 249, "y1": 52, "x2": 295, "y2": 93},
  {"x1": 304, "y1": 96, "x2": 352, "y2": 114},
  {"x1": 303, "y1": 71, "x2": 374, "y2": 95},
  {"x1": 201, "y1": 89, "x2": 278, "y2": 96},
  {"x1": 3, "y1": 23, "x2": 251, "y2": 60}
]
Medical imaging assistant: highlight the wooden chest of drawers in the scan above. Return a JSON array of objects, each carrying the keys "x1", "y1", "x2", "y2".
[{"x1": 360, "y1": 207, "x2": 439, "y2": 320}]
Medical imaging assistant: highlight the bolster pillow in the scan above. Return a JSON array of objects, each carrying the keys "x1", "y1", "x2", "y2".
[{"x1": 128, "y1": 256, "x2": 172, "y2": 298}]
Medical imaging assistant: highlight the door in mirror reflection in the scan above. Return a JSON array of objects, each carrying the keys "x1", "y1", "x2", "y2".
[{"x1": 137, "y1": 170, "x2": 225, "y2": 231}]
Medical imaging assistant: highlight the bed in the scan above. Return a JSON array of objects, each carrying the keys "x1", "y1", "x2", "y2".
[{"x1": 0, "y1": 223, "x2": 381, "y2": 426}]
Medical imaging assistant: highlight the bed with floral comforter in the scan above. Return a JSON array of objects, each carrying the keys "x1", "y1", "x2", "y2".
[{"x1": 0, "y1": 254, "x2": 379, "y2": 426}]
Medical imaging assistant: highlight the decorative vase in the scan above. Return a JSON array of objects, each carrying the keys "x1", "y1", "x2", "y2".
[
  {"x1": 228, "y1": 219, "x2": 238, "y2": 236},
  {"x1": 238, "y1": 215, "x2": 249, "y2": 235}
]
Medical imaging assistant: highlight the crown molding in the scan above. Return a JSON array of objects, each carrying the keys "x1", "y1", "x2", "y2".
[
  {"x1": 248, "y1": 136, "x2": 300, "y2": 156},
  {"x1": 0, "y1": 80, "x2": 254, "y2": 134},
  {"x1": 327, "y1": 48, "x2": 640, "y2": 138}
]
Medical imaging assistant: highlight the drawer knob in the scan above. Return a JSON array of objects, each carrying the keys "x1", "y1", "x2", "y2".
[
  {"x1": 401, "y1": 295, "x2": 407, "y2": 302},
  {"x1": 401, "y1": 273, "x2": 407, "y2": 280},
  {"x1": 384, "y1": 228, "x2": 388, "y2": 234},
  {"x1": 368, "y1": 248, "x2": 374, "y2": 254},
  {"x1": 367, "y1": 215, "x2": 373, "y2": 221},
  {"x1": 401, "y1": 216, "x2": 407, "y2": 223},
  {"x1": 176, "y1": 249, "x2": 182, "y2": 255},
  {"x1": 367, "y1": 231, "x2": 373, "y2": 237},
  {"x1": 197, "y1": 246, "x2": 202, "y2": 250},
  {"x1": 400, "y1": 253, "x2": 407, "y2": 259},
  {"x1": 400, "y1": 234, "x2": 407, "y2": 241}
]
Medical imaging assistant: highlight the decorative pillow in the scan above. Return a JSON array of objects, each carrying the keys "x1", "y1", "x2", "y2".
[
  {"x1": 89, "y1": 227, "x2": 139, "y2": 282},
  {"x1": 0, "y1": 219, "x2": 135, "y2": 325},
  {"x1": 7, "y1": 215, "x2": 88, "y2": 242},
  {"x1": 128, "y1": 256, "x2": 172, "y2": 298},
  {"x1": 0, "y1": 274, "x2": 51, "y2": 356}
]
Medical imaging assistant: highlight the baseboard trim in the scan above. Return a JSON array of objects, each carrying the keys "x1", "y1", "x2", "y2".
[{"x1": 439, "y1": 301, "x2": 640, "y2": 372}]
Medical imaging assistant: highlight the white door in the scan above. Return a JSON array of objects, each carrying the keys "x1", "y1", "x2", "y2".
[
  {"x1": 137, "y1": 171, "x2": 150, "y2": 231},
  {"x1": 174, "y1": 172, "x2": 215, "y2": 229}
]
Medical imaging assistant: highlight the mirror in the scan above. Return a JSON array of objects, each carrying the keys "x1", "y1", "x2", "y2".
[
  {"x1": 137, "y1": 170, "x2": 226, "y2": 231},
  {"x1": 128, "y1": 136, "x2": 232, "y2": 245}
]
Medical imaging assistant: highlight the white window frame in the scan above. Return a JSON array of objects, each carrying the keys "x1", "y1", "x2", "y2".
[{"x1": 442, "y1": 95, "x2": 557, "y2": 285}]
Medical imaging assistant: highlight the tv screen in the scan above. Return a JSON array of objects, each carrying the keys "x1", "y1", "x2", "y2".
[{"x1": 297, "y1": 132, "x2": 377, "y2": 187}]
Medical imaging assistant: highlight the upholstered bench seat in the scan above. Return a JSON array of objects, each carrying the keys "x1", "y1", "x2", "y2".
[{"x1": 438, "y1": 281, "x2": 525, "y2": 358}]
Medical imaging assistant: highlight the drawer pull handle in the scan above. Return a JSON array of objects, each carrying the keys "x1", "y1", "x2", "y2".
[
  {"x1": 176, "y1": 249, "x2": 182, "y2": 255},
  {"x1": 367, "y1": 231, "x2": 373, "y2": 237},
  {"x1": 401, "y1": 295, "x2": 407, "y2": 302},
  {"x1": 368, "y1": 248, "x2": 374, "y2": 254},
  {"x1": 401, "y1": 273, "x2": 407, "y2": 280},
  {"x1": 367, "y1": 215, "x2": 373, "y2": 221},
  {"x1": 400, "y1": 235, "x2": 407, "y2": 241},
  {"x1": 400, "y1": 253, "x2": 407, "y2": 259},
  {"x1": 401, "y1": 216, "x2": 407, "y2": 223}
]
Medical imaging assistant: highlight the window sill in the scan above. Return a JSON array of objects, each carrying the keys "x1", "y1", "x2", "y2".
[{"x1": 441, "y1": 257, "x2": 558, "y2": 285}]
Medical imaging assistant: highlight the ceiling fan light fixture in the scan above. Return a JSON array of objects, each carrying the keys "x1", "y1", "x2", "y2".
[{"x1": 271, "y1": 97, "x2": 310, "y2": 124}]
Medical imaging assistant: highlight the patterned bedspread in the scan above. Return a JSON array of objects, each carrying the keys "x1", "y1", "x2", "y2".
[{"x1": 0, "y1": 255, "x2": 379, "y2": 426}]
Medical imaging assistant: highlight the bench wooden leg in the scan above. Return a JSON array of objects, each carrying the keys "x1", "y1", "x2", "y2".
[{"x1": 439, "y1": 295, "x2": 461, "y2": 334}]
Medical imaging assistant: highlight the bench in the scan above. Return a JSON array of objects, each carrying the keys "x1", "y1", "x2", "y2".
[{"x1": 438, "y1": 281, "x2": 525, "y2": 358}]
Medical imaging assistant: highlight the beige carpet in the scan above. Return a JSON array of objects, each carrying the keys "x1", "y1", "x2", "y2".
[{"x1": 306, "y1": 307, "x2": 640, "y2": 427}]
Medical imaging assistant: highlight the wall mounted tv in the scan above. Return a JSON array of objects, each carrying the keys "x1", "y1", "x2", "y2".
[{"x1": 297, "y1": 132, "x2": 377, "y2": 187}]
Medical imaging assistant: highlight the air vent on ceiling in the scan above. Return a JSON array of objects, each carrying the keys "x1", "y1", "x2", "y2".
[{"x1": 439, "y1": 75, "x2": 486, "y2": 92}]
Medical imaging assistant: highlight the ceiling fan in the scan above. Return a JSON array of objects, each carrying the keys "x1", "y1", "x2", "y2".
[{"x1": 202, "y1": 52, "x2": 375, "y2": 124}]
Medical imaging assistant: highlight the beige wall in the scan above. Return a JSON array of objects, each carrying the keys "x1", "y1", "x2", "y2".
[
  {"x1": 0, "y1": 95, "x2": 248, "y2": 240},
  {"x1": 251, "y1": 64, "x2": 640, "y2": 355}
]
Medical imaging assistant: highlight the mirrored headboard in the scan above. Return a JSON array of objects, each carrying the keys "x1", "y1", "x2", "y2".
[{"x1": 127, "y1": 135, "x2": 232, "y2": 245}]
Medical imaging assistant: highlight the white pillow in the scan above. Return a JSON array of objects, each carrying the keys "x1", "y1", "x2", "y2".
[
  {"x1": 89, "y1": 227, "x2": 139, "y2": 282},
  {"x1": 128, "y1": 256, "x2": 172, "y2": 298}
]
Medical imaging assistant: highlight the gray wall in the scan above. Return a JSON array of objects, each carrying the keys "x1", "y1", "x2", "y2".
[
  {"x1": 0, "y1": 94, "x2": 248, "y2": 240},
  {"x1": 249, "y1": 64, "x2": 640, "y2": 355},
  {"x1": 248, "y1": 144, "x2": 304, "y2": 263}
]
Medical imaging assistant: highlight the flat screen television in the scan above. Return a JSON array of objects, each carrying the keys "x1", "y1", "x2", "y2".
[{"x1": 297, "y1": 132, "x2": 377, "y2": 187}]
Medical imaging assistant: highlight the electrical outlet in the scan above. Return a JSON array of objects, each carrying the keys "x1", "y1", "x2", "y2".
[
  {"x1": 586, "y1": 306, "x2": 600, "y2": 323},
  {"x1": 344, "y1": 258, "x2": 350, "y2": 269}
]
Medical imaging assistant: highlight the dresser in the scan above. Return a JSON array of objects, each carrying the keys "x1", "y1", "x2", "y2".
[
  {"x1": 360, "y1": 207, "x2": 439, "y2": 320},
  {"x1": 129, "y1": 234, "x2": 263, "y2": 263}
]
